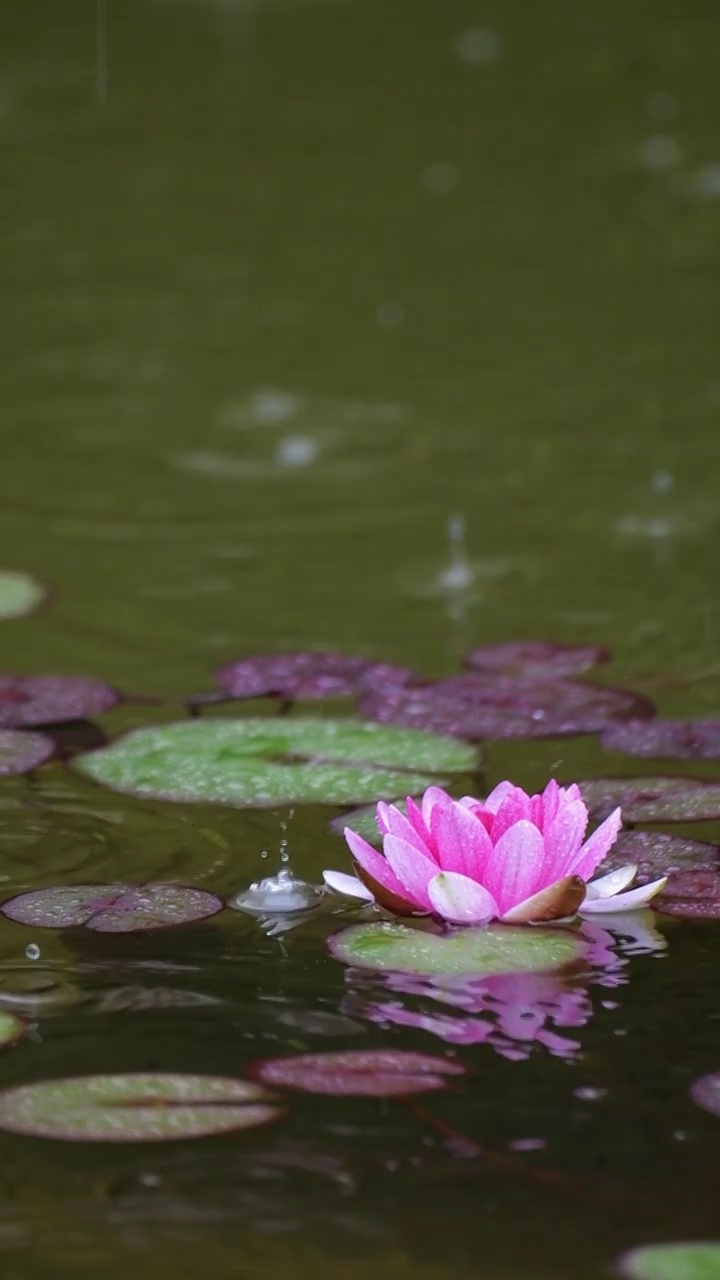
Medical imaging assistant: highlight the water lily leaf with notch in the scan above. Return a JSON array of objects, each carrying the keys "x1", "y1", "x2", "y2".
[
  {"x1": 0, "y1": 884, "x2": 224, "y2": 933},
  {"x1": 577, "y1": 777, "x2": 720, "y2": 823},
  {"x1": 73, "y1": 718, "x2": 479, "y2": 808},
  {"x1": 602, "y1": 719, "x2": 720, "y2": 760},
  {"x1": 0, "y1": 676, "x2": 119, "y2": 728},
  {"x1": 618, "y1": 1242, "x2": 720, "y2": 1280},
  {"x1": 464, "y1": 641, "x2": 610, "y2": 681},
  {"x1": 0, "y1": 729, "x2": 54, "y2": 775},
  {"x1": 0, "y1": 571, "x2": 45, "y2": 621},
  {"x1": 248, "y1": 1049, "x2": 464, "y2": 1096},
  {"x1": 328, "y1": 920, "x2": 586, "y2": 976},
  {"x1": 0, "y1": 1073, "x2": 282, "y2": 1142},
  {"x1": 215, "y1": 652, "x2": 415, "y2": 701}
]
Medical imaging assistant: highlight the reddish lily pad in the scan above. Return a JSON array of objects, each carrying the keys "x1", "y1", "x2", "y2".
[
  {"x1": 0, "y1": 1011, "x2": 27, "y2": 1047},
  {"x1": 0, "y1": 884, "x2": 224, "y2": 933},
  {"x1": 464, "y1": 641, "x2": 610, "y2": 681},
  {"x1": 215, "y1": 652, "x2": 415, "y2": 701},
  {"x1": 690, "y1": 1073, "x2": 720, "y2": 1118},
  {"x1": 602, "y1": 719, "x2": 720, "y2": 760},
  {"x1": 248, "y1": 1049, "x2": 464, "y2": 1096},
  {"x1": 0, "y1": 676, "x2": 119, "y2": 728},
  {"x1": 0, "y1": 1073, "x2": 282, "y2": 1142},
  {"x1": 577, "y1": 777, "x2": 720, "y2": 824},
  {"x1": 361, "y1": 678, "x2": 652, "y2": 741},
  {"x1": 602, "y1": 831, "x2": 720, "y2": 882},
  {"x1": 655, "y1": 872, "x2": 720, "y2": 920},
  {"x1": 0, "y1": 729, "x2": 54, "y2": 775}
]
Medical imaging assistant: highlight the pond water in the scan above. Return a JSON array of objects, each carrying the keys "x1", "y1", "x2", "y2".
[{"x1": 1, "y1": 0, "x2": 720, "y2": 1276}]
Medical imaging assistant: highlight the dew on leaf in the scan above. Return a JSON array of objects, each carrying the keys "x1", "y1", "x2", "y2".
[
  {"x1": 328, "y1": 921, "x2": 586, "y2": 977},
  {"x1": 463, "y1": 641, "x2": 610, "y2": 681},
  {"x1": 576, "y1": 777, "x2": 720, "y2": 823},
  {"x1": 0, "y1": 676, "x2": 119, "y2": 728},
  {"x1": 248, "y1": 1049, "x2": 464, "y2": 1097},
  {"x1": 0, "y1": 1073, "x2": 282, "y2": 1142},
  {"x1": 618, "y1": 1241, "x2": 720, "y2": 1280},
  {"x1": 602, "y1": 831, "x2": 719, "y2": 882},
  {"x1": 0, "y1": 884, "x2": 224, "y2": 933},
  {"x1": 0, "y1": 729, "x2": 54, "y2": 775},
  {"x1": 214, "y1": 652, "x2": 415, "y2": 701},
  {"x1": 601, "y1": 719, "x2": 720, "y2": 760},
  {"x1": 0, "y1": 571, "x2": 46, "y2": 621},
  {"x1": 73, "y1": 717, "x2": 478, "y2": 808}
]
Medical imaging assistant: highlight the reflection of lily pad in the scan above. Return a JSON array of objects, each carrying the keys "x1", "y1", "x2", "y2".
[
  {"x1": 249, "y1": 1049, "x2": 464, "y2": 1096},
  {"x1": 215, "y1": 652, "x2": 415, "y2": 700},
  {"x1": 0, "y1": 571, "x2": 45, "y2": 620},
  {"x1": 464, "y1": 641, "x2": 609, "y2": 681},
  {"x1": 602, "y1": 719, "x2": 720, "y2": 760},
  {"x1": 0, "y1": 729, "x2": 54, "y2": 775},
  {"x1": 0, "y1": 676, "x2": 119, "y2": 728},
  {"x1": 328, "y1": 921, "x2": 585, "y2": 976},
  {"x1": 0, "y1": 1011, "x2": 26, "y2": 1047},
  {"x1": 577, "y1": 777, "x2": 720, "y2": 823},
  {"x1": 690, "y1": 1073, "x2": 720, "y2": 1117},
  {"x1": 1, "y1": 884, "x2": 224, "y2": 933},
  {"x1": 73, "y1": 718, "x2": 478, "y2": 808},
  {"x1": 0, "y1": 1073, "x2": 282, "y2": 1142},
  {"x1": 618, "y1": 1243, "x2": 720, "y2": 1280}
]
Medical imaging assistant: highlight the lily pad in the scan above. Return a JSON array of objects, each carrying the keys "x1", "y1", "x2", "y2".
[
  {"x1": 0, "y1": 729, "x2": 54, "y2": 775},
  {"x1": 577, "y1": 777, "x2": 720, "y2": 824},
  {"x1": 360, "y1": 678, "x2": 652, "y2": 741},
  {"x1": 655, "y1": 872, "x2": 720, "y2": 920},
  {"x1": 0, "y1": 1011, "x2": 27, "y2": 1047},
  {"x1": 690, "y1": 1073, "x2": 720, "y2": 1117},
  {"x1": 618, "y1": 1243, "x2": 720, "y2": 1280},
  {"x1": 0, "y1": 884, "x2": 224, "y2": 933},
  {"x1": 73, "y1": 718, "x2": 478, "y2": 808},
  {"x1": 0, "y1": 676, "x2": 119, "y2": 728},
  {"x1": 602, "y1": 719, "x2": 720, "y2": 760},
  {"x1": 215, "y1": 652, "x2": 415, "y2": 701},
  {"x1": 463, "y1": 641, "x2": 610, "y2": 681},
  {"x1": 602, "y1": 832, "x2": 720, "y2": 882},
  {"x1": 0, "y1": 1073, "x2": 282, "y2": 1142},
  {"x1": 249, "y1": 1049, "x2": 464, "y2": 1096},
  {"x1": 0, "y1": 571, "x2": 45, "y2": 621},
  {"x1": 328, "y1": 921, "x2": 586, "y2": 977}
]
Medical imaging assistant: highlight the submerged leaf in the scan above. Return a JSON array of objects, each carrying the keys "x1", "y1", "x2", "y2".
[
  {"x1": 602, "y1": 719, "x2": 720, "y2": 760},
  {"x1": 464, "y1": 641, "x2": 609, "y2": 681},
  {"x1": 0, "y1": 676, "x2": 119, "y2": 728},
  {"x1": 0, "y1": 571, "x2": 45, "y2": 621},
  {"x1": 0, "y1": 884, "x2": 224, "y2": 933},
  {"x1": 577, "y1": 777, "x2": 720, "y2": 824},
  {"x1": 0, "y1": 729, "x2": 54, "y2": 775},
  {"x1": 328, "y1": 920, "x2": 585, "y2": 976},
  {"x1": 618, "y1": 1242, "x2": 720, "y2": 1280},
  {"x1": 73, "y1": 718, "x2": 478, "y2": 808},
  {"x1": 215, "y1": 652, "x2": 415, "y2": 701},
  {"x1": 0, "y1": 1073, "x2": 282, "y2": 1142},
  {"x1": 249, "y1": 1049, "x2": 464, "y2": 1096}
]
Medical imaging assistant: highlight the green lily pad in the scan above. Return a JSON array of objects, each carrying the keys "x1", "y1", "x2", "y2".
[
  {"x1": 73, "y1": 718, "x2": 479, "y2": 808},
  {"x1": 0, "y1": 571, "x2": 45, "y2": 620},
  {"x1": 0, "y1": 1011, "x2": 27, "y2": 1047},
  {"x1": 618, "y1": 1243, "x2": 720, "y2": 1280},
  {"x1": 0, "y1": 1073, "x2": 283, "y2": 1142},
  {"x1": 328, "y1": 920, "x2": 586, "y2": 976}
]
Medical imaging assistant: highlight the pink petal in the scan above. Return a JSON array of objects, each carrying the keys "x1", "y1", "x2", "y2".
[
  {"x1": 405, "y1": 796, "x2": 434, "y2": 848},
  {"x1": 482, "y1": 780, "x2": 516, "y2": 814},
  {"x1": 501, "y1": 874, "x2": 586, "y2": 923},
  {"x1": 482, "y1": 819, "x2": 546, "y2": 914},
  {"x1": 529, "y1": 794, "x2": 544, "y2": 829},
  {"x1": 430, "y1": 800, "x2": 494, "y2": 879},
  {"x1": 562, "y1": 784, "x2": 583, "y2": 803},
  {"x1": 378, "y1": 801, "x2": 435, "y2": 859},
  {"x1": 322, "y1": 870, "x2": 374, "y2": 901},
  {"x1": 427, "y1": 872, "x2": 498, "y2": 925},
  {"x1": 542, "y1": 779, "x2": 561, "y2": 826},
  {"x1": 584, "y1": 864, "x2": 637, "y2": 900},
  {"x1": 491, "y1": 788, "x2": 532, "y2": 842},
  {"x1": 375, "y1": 803, "x2": 391, "y2": 835},
  {"x1": 344, "y1": 827, "x2": 409, "y2": 900},
  {"x1": 421, "y1": 785, "x2": 454, "y2": 830},
  {"x1": 544, "y1": 799, "x2": 588, "y2": 874},
  {"x1": 571, "y1": 807, "x2": 622, "y2": 881},
  {"x1": 382, "y1": 833, "x2": 439, "y2": 911},
  {"x1": 580, "y1": 877, "x2": 667, "y2": 914}
]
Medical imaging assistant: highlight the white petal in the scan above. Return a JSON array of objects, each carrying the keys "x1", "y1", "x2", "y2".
[
  {"x1": 322, "y1": 870, "x2": 375, "y2": 901},
  {"x1": 580, "y1": 877, "x2": 667, "y2": 914},
  {"x1": 584, "y1": 864, "x2": 637, "y2": 900}
]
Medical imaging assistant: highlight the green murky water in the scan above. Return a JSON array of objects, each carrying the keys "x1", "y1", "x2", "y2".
[{"x1": 1, "y1": 1, "x2": 720, "y2": 1276}]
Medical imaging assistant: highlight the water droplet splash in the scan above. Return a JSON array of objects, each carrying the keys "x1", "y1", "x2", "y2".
[{"x1": 231, "y1": 868, "x2": 324, "y2": 916}]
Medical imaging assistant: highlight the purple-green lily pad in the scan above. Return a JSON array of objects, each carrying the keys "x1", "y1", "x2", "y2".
[
  {"x1": 618, "y1": 1243, "x2": 720, "y2": 1280},
  {"x1": 0, "y1": 571, "x2": 46, "y2": 621},
  {"x1": 215, "y1": 652, "x2": 415, "y2": 701},
  {"x1": 0, "y1": 676, "x2": 119, "y2": 728},
  {"x1": 72, "y1": 717, "x2": 478, "y2": 808},
  {"x1": 0, "y1": 729, "x2": 54, "y2": 775},
  {"x1": 602, "y1": 831, "x2": 720, "y2": 882},
  {"x1": 328, "y1": 920, "x2": 586, "y2": 977},
  {"x1": 248, "y1": 1049, "x2": 464, "y2": 1096},
  {"x1": 602, "y1": 719, "x2": 720, "y2": 760},
  {"x1": 0, "y1": 1011, "x2": 27, "y2": 1047},
  {"x1": 463, "y1": 641, "x2": 610, "y2": 681},
  {"x1": 0, "y1": 1073, "x2": 282, "y2": 1142},
  {"x1": 360, "y1": 678, "x2": 653, "y2": 741},
  {"x1": 690, "y1": 1073, "x2": 720, "y2": 1118},
  {"x1": 0, "y1": 884, "x2": 224, "y2": 933},
  {"x1": 655, "y1": 872, "x2": 720, "y2": 920},
  {"x1": 576, "y1": 777, "x2": 720, "y2": 823}
]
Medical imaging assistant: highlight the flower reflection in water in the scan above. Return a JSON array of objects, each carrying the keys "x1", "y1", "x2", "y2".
[{"x1": 342, "y1": 914, "x2": 666, "y2": 1062}]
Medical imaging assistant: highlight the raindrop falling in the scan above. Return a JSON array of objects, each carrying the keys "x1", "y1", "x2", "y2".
[{"x1": 438, "y1": 515, "x2": 475, "y2": 593}]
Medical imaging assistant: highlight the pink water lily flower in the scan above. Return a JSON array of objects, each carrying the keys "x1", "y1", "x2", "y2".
[{"x1": 323, "y1": 781, "x2": 666, "y2": 925}]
